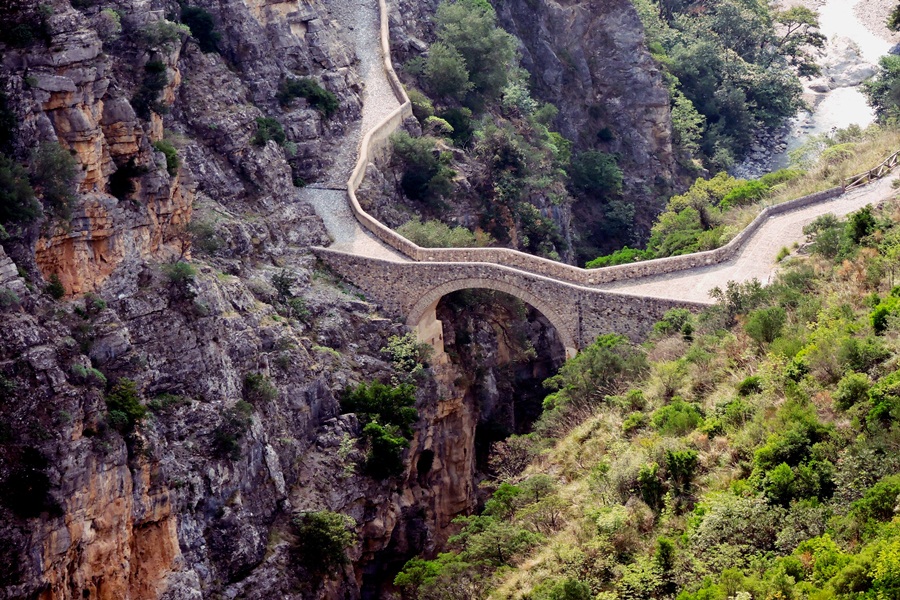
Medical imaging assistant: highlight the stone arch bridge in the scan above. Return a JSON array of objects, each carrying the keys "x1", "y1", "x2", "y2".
[
  {"x1": 303, "y1": 0, "x2": 900, "y2": 359},
  {"x1": 314, "y1": 249, "x2": 707, "y2": 359}
]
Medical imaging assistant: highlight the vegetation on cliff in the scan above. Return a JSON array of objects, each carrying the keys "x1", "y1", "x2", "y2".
[{"x1": 396, "y1": 196, "x2": 900, "y2": 598}]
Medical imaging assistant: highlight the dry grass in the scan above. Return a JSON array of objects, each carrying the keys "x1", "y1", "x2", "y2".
[{"x1": 770, "y1": 126, "x2": 900, "y2": 204}]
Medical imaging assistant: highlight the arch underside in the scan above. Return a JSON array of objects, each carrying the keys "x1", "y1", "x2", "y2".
[{"x1": 406, "y1": 277, "x2": 579, "y2": 355}]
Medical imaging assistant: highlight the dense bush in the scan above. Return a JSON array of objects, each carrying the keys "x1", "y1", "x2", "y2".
[
  {"x1": 863, "y1": 55, "x2": 900, "y2": 122},
  {"x1": 341, "y1": 381, "x2": 418, "y2": 478},
  {"x1": 390, "y1": 130, "x2": 454, "y2": 204},
  {"x1": 292, "y1": 511, "x2": 356, "y2": 575},
  {"x1": 569, "y1": 150, "x2": 623, "y2": 200},
  {"x1": 396, "y1": 217, "x2": 487, "y2": 248},
  {"x1": 0, "y1": 154, "x2": 39, "y2": 225},
  {"x1": 277, "y1": 78, "x2": 339, "y2": 117},
  {"x1": 652, "y1": 398, "x2": 703, "y2": 436},
  {"x1": 30, "y1": 143, "x2": 78, "y2": 220},
  {"x1": 132, "y1": 60, "x2": 169, "y2": 119},
  {"x1": 180, "y1": 6, "x2": 220, "y2": 53},
  {"x1": 423, "y1": 42, "x2": 472, "y2": 100},
  {"x1": 105, "y1": 378, "x2": 147, "y2": 432},
  {"x1": 243, "y1": 372, "x2": 277, "y2": 404},
  {"x1": 252, "y1": 117, "x2": 286, "y2": 147},
  {"x1": 152, "y1": 140, "x2": 179, "y2": 176}
]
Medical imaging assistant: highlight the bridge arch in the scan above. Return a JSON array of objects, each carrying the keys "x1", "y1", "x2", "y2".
[{"x1": 406, "y1": 277, "x2": 579, "y2": 359}]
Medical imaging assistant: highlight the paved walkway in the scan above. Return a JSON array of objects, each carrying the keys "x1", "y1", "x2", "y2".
[
  {"x1": 298, "y1": 0, "x2": 405, "y2": 261},
  {"x1": 600, "y1": 173, "x2": 900, "y2": 303}
]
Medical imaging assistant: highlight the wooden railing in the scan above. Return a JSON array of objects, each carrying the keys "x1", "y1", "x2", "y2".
[{"x1": 844, "y1": 149, "x2": 900, "y2": 190}]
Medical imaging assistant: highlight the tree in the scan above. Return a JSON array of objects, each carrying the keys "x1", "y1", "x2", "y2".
[
  {"x1": 434, "y1": 0, "x2": 517, "y2": 99},
  {"x1": 424, "y1": 42, "x2": 472, "y2": 100},
  {"x1": 772, "y1": 6, "x2": 826, "y2": 77},
  {"x1": 292, "y1": 511, "x2": 356, "y2": 576},
  {"x1": 29, "y1": 142, "x2": 78, "y2": 220},
  {"x1": 181, "y1": 5, "x2": 220, "y2": 53},
  {"x1": 863, "y1": 55, "x2": 900, "y2": 122},
  {"x1": 889, "y1": 2, "x2": 900, "y2": 31},
  {"x1": 0, "y1": 154, "x2": 39, "y2": 225},
  {"x1": 569, "y1": 150, "x2": 623, "y2": 199}
]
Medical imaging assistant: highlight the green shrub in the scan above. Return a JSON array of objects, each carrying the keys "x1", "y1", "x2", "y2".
[
  {"x1": 622, "y1": 411, "x2": 647, "y2": 436},
  {"x1": 341, "y1": 381, "x2": 418, "y2": 478},
  {"x1": 851, "y1": 474, "x2": 900, "y2": 524},
  {"x1": 140, "y1": 20, "x2": 190, "y2": 48},
  {"x1": 132, "y1": 60, "x2": 169, "y2": 119},
  {"x1": 438, "y1": 107, "x2": 474, "y2": 146},
  {"x1": 396, "y1": 218, "x2": 488, "y2": 248},
  {"x1": 390, "y1": 131, "x2": 454, "y2": 203},
  {"x1": 720, "y1": 179, "x2": 769, "y2": 209},
  {"x1": 666, "y1": 449, "x2": 699, "y2": 492},
  {"x1": 243, "y1": 372, "x2": 277, "y2": 404},
  {"x1": 277, "y1": 78, "x2": 339, "y2": 117},
  {"x1": 776, "y1": 246, "x2": 791, "y2": 262},
  {"x1": 252, "y1": 117, "x2": 286, "y2": 147},
  {"x1": 29, "y1": 143, "x2": 78, "y2": 220},
  {"x1": 180, "y1": 6, "x2": 220, "y2": 53},
  {"x1": 163, "y1": 261, "x2": 197, "y2": 284},
  {"x1": 638, "y1": 462, "x2": 664, "y2": 510},
  {"x1": 45, "y1": 273, "x2": 65, "y2": 299},
  {"x1": 212, "y1": 400, "x2": 253, "y2": 460},
  {"x1": 292, "y1": 511, "x2": 356, "y2": 575},
  {"x1": 870, "y1": 297, "x2": 900, "y2": 334},
  {"x1": 737, "y1": 374, "x2": 763, "y2": 396},
  {"x1": 424, "y1": 42, "x2": 472, "y2": 100},
  {"x1": 586, "y1": 246, "x2": 655, "y2": 269},
  {"x1": 745, "y1": 306, "x2": 786, "y2": 345},
  {"x1": 570, "y1": 150, "x2": 623, "y2": 199},
  {"x1": 652, "y1": 308, "x2": 694, "y2": 337},
  {"x1": 433, "y1": 0, "x2": 516, "y2": 99},
  {"x1": 105, "y1": 378, "x2": 147, "y2": 432},
  {"x1": 835, "y1": 372, "x2": 870, "y2": 410},
  {"x1": 652, "y1": 398, "x2": 703, "y2": 436},
  {"x1": 0, "y1": 153, "x2": 39, "y2": 225},
  {"x1": 152, "y1": 140, "x2": 179, "y2": 176}
]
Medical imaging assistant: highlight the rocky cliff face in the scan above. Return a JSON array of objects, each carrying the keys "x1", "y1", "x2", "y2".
[
  {"x1": 0, "y1": 1, "x2": 480, "y2": 598},
  {"x1": 496, "y1": 0, "x2": 678, "y2": 251}
]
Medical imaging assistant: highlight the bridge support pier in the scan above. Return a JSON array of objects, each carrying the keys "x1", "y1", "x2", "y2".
[{"x1": 413, "y1": 301, "x2": 450, "y2": 365}]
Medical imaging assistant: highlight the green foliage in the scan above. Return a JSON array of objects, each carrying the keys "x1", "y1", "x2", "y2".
[
  {"x1": 652, "y1": 398, "x2": 703, "y2": 436},
  {"x1": 277, "y1": 78, "x2": 339, "y2": 117},
  {"x1": 140, "y1": 20, "x2": 190, "y2": 48},
  {"x1": 152, "y1": 139, "x2": 180, "y2": 176},
  {"x1": 622, "y1": 411, "x2": 648, "y2": 436},
  {"x1": 132, "y1": 60, "x2": 169, "y2": 119},
  {"x1": 341, "y1": 381, "x2": 418, "y2": 478},
  {"x1": 439, "y1": 107, "x2": 474, "y2": 146},
  {"x1": 835, "y1": 372, "x2": 870, "y2": 410},
  {"x1": 666, "y1": 449, "x2": 699, "y2": 492},
  {"x1": 744, "y1": 306, "x2": 786, "y2": 345},
  {"x1": 243, "y1": 372, "x2": 277, "y2": 404},
  {"x1": 424, "y1": 42, "x2": 473, "y2": 100},
  {"x1": 586, "y1": 246, "x2": 655, "y2": 269},
  {"x1": 0, "y1": 154, "x2": 39, "y2": 226},
  {"x1": 252, "y1": 117, "x2": 286, "y2": 147},
  {"x1": 0, "y1": 288, "x2": 20, "y2": 309},
  {"x1": 30, "y1": 143, "x2": 78, "y2": 220},
  {"x1": 163, "y1": 261, "x2": 197, "y2": 284},
  {"x1": 569, "y1": 150, "x2": 623, "y2": 199},
  {"x1": 863, "y1": 55, "x2": 900, "y2": 122},
  {"x1": 636, "y1": 0, "x2": 809, "y2": 169},
  {"x1": 381, "y1": 332, "x2": 433, "y2": 381},
  {"x1": 0, "y1": 2, "x2": 52, "y2": 48},
  {"x1": 292, "y1": 511, "x2": 356, "y2": 575},
  {"x1": 541, "y1": 334, "x2": 647, "y2": 430},
  {"x1": 652, "y1": 308, "x2": 695, "y2": 338},
  {"x1": 45, "y1": 273, "x2": 65, "y2": 299},
  {"x1": 212, "y1": 400, "x2": 253, "y2": 460},
  {"x1": 180, "y1": 6, "x2": 220, "y2": 53},
  {"x1": 105, "y1": 378, "x2": 147, "y2": 432},
  {"x1": 396, "y1": 217, "x2": 488, "y2": 248},
  {"x1": 851, "y1": 474, "x2": 900, "y2": 525},
  {"x1": 390, "y1": 130, "x2": 454, "y2": 203},
  {"x1": 433, "y1": 0, "x2": 517, "y2": 100},
  {"x1": 407, "y1": 88, "x2": 435, "y2": 123}
]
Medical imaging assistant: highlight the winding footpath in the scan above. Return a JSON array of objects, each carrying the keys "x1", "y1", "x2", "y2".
[{"x1": 306, "y1": 0, "x2": 900, "y2": 332}]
